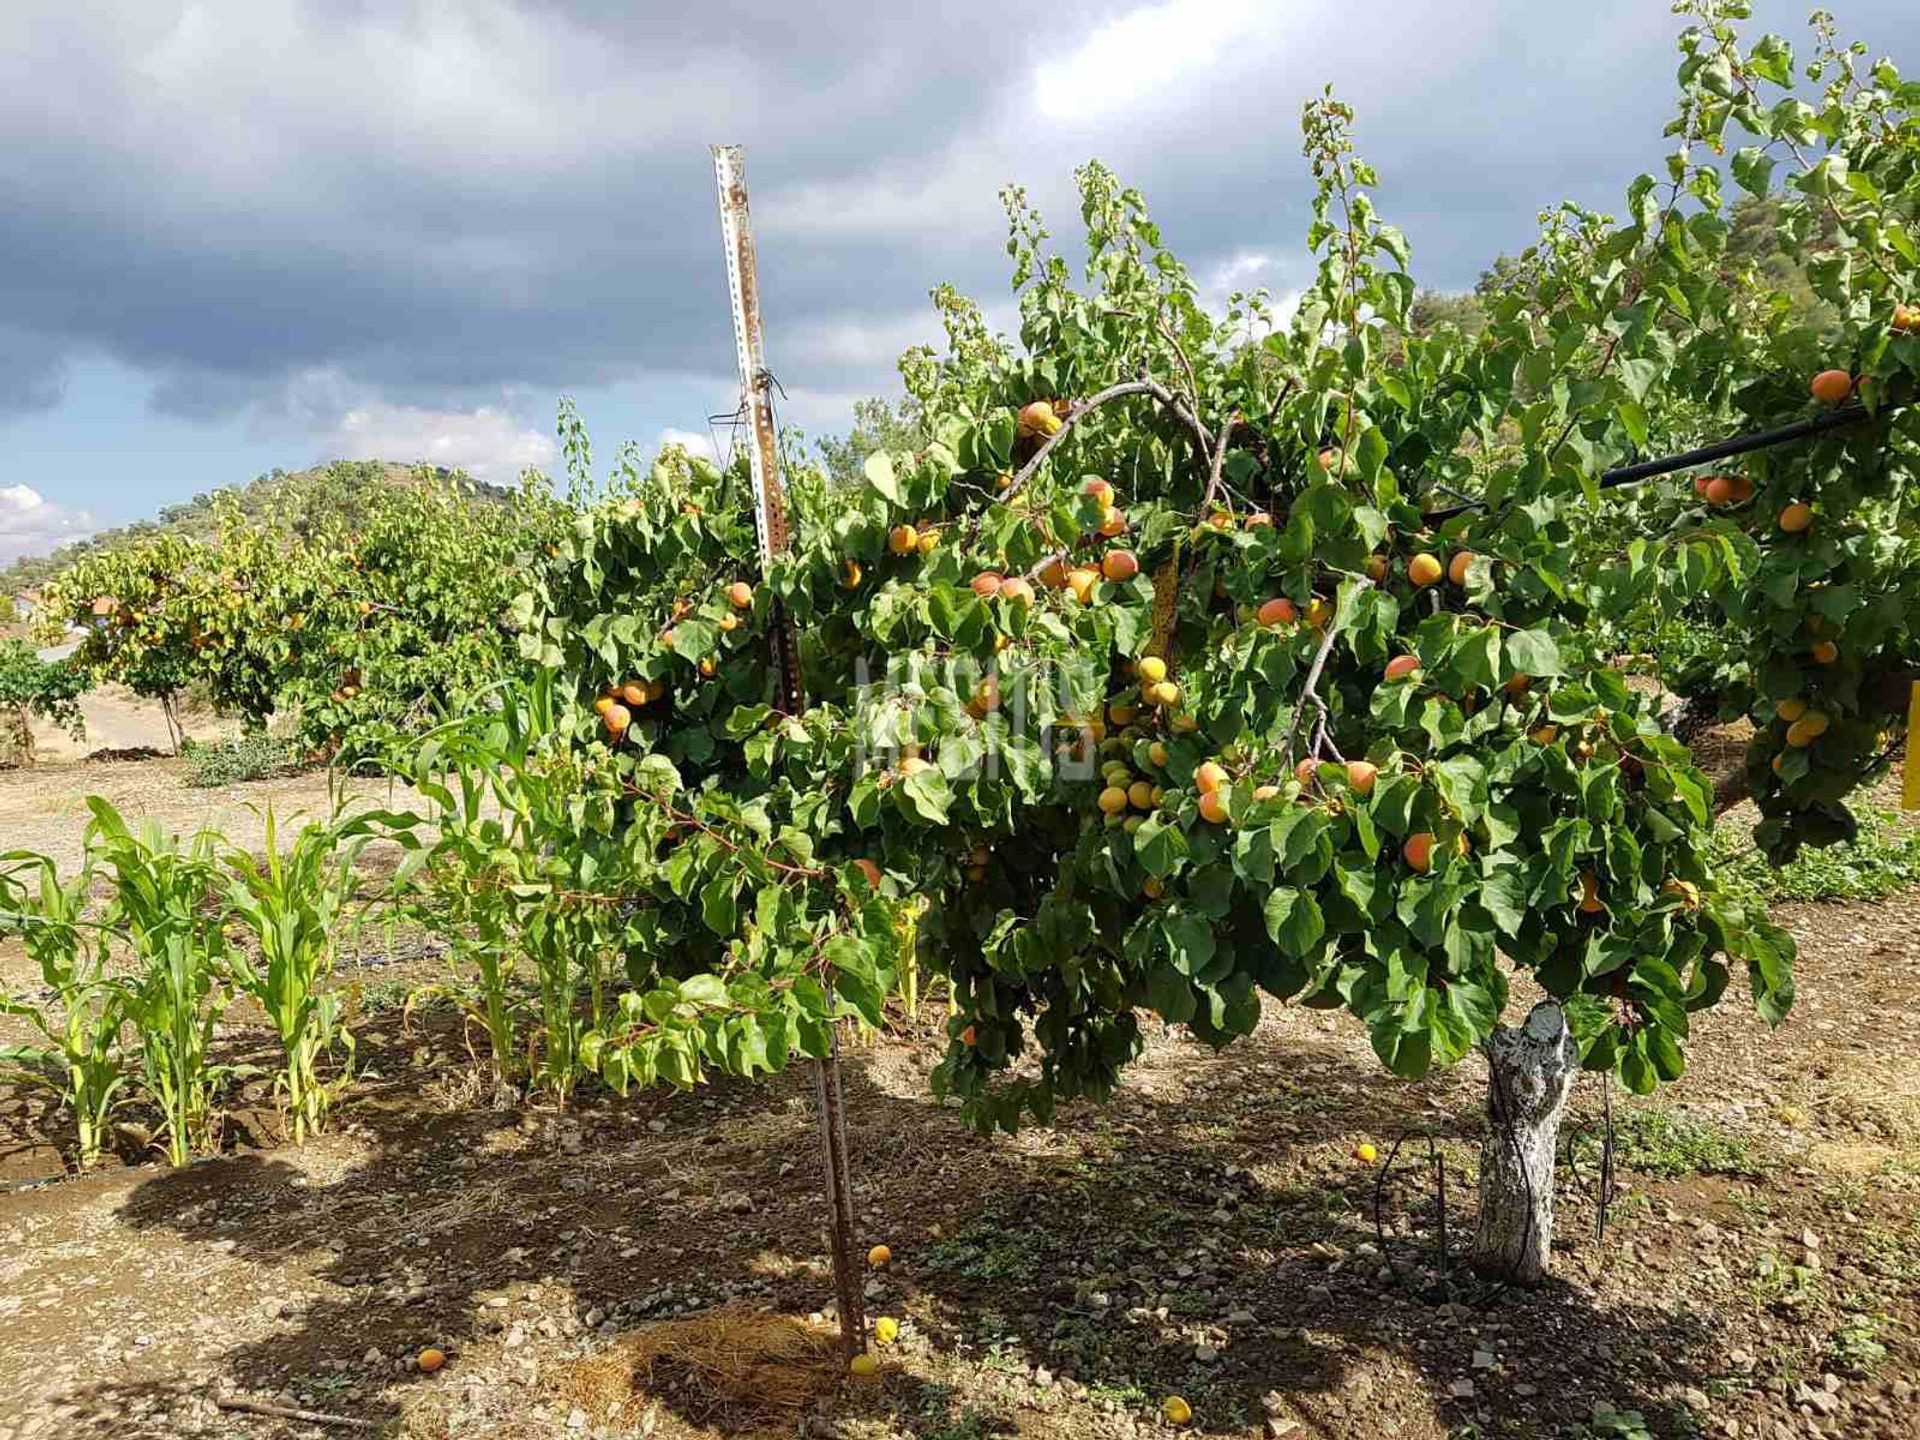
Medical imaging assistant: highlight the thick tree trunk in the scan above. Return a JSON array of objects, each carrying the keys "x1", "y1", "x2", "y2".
[{"x1": 1470, "y1": 1000, "x2": 1578, "y2": 1286}]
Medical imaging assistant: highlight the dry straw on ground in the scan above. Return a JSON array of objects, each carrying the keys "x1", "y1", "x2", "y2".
[{"x1": 553, "y1": 1308, "x2": 846, "y2": 1435}]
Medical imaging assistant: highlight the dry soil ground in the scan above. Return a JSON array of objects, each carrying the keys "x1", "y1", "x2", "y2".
[{"x1": 0, "y1": 741, "x2": 1915, "y2": 1440}]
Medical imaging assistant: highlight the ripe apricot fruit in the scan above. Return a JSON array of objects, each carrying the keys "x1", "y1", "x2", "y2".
[
  {"x1": 1811, "y1": 640, "x2": 1839, "y2": 665},
  {"x1": 874, "y1": 1317, "x2": 900, "y2": 1345},
  {"x1": 417, "y1": 1348, "x2": 446, "y2": 1374},
  {"x1": 1408, "y1": 553, "x2": 1444, "y2": 587},
  {"x1": 971, "y1": 571, "x2": 1004, "y2": 598},
  {"x1": 998, "y1": 577, "x2": 1036, "y2": 607},
  {"x1": 603, "y1": 703, "x2": 632, "y2": 735},
  {"x1": 1809, "y1": 369, "x2": 1853, "y2": 405},
  {"x1": 1244, "y1": 511, "x2": 1274, "y2": 528},
  {"x1": 916, "y1": 529, "x2": 938, "y2": 556},
  {"x1": 1162, "y1": 1396, "x2": 1193, "y2": 1427},
  {"x1": 1346, "y1": 760, "x2": 1378, "y2": 795},
  {"x1": 1384, "y1": 655, "x2": 1421, "y2": 682},
  {"x1": 1778, "y1": 503, "x2": 1813, "y2": 534},
  {"x1": 1660, "y1": 879, "x2": 1702, "y2": 910},
  {"x1": 1365, "y1": 555, "x2": 1389, "y2": 583},
  {"x1": 1198, "y1": 790, "x2": 1229, "y2": 824},
  {"x1": 1257, "y1": 597, "x2": 1297, "y2": 627},
  {"x1": 726, "y1": 581, "x2": 753, "y2": 608},
  {"x1": 1038, "y1": 556, "x2": 1069, "y2": 589},
  {"x1": 1098, "y1": 785, "x2": 1130, "y2": 815},
  {"x1": 1253, "y1": 784, "x2": 1281, "y2": 801},
  {"x1": 1786, "y1": 711, "x2": 1830, "y2": 746},
  {"x1": 1352, "y1": 1142, "x2": 1378, "y2": 1164},
  {"x1": 594, "y1": 695, "x2": 616, "y2": 717},
  {"x1": 1195, "y1": 761, "x2": 1229, "y2": 794},
  {"x1": 1404, "y1": 832, "x2": 1436, "y2": 873},
  {"x1": 849, "y1": 1354, "x2": 879, "y2": 1378},
  {"x1": 1294, "y1": 758, "x2": 1319, "y2": 786},
  {"x1": 867, "y1": 1243, "x2": 892, "y2": 1268},
  {"x1": 840, "y1": 559, "x2": 863, "y2": 589},
  {"x1": 888, "y1": 524, "x2": 919, "y2": 555},
  {"x1": 1775, "y1": 697, "x2": 1808, "y2": 722},
  {"x1": 1305, "y1": 596, "x2": 1332, "y2": 628},
  {"x1": 1138, "y1": 655, "x2": 1169, "y2": 685},
  {"x1": 1017, "y1": 400, "x2": 1063, "y2": 438},
  {"x1": 1578, "y1": 871, "x2": 1605, "y2": 914},
  {"x1": 1102, "y1": 549, "x2": 1140, "y2": 582},
  {"x1": 1703, "y1": 476, "x2": 1737, "y2": 505},
  {"x1": 1100, "y1": 506, "x2": 1128, "y2": 537},
  {"x1": 621, "y1": 683, "x2": 647, "y2": 706},
  {"x1": 1083, "y1": 478, "x2": 1115, "y2": 507},
  {"x1": 1067, "y1": 568, "x2": 1101, "y2": 603},
  {"x1": 1447, "y1": 551, "x2": 1475, "y2": 586}
]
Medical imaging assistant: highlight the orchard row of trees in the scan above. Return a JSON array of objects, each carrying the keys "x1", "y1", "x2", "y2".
[
  {"x1": 28, "y1": 462, "x2": 557, "y2": 761},
  {"x1": 4, "y1": 1, "x2": 1914, "y2": 1289}
]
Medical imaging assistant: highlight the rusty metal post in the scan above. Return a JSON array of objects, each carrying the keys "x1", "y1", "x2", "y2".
[{"x1": 710, "y1": 143, "x2": 867, "y2": 1360}]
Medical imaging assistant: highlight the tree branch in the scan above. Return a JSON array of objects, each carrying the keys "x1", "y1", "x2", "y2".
[
  {"x1": 1283, "y1": 577, "x2": 1373, "y2": 765},
  {"x1": 1002, "y1": 371, "x2": 1213, "y2": 502}
]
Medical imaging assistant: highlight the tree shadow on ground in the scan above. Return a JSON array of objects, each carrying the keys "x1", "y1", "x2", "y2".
[{"x1": 63, "y1": 1014, "x2": 1750, "y2": 1439}]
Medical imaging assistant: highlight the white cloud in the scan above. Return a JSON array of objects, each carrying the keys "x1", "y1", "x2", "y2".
[
  {"x1": 1033, "y1": 0, "x2": 1276, "y2": 123},
  {"x1": 328, "y1": 404, "x2": 557, "y2": 483},
  {"x1": 0, "y1": 484, "x2": 96, "y2": 567},
  {"x1": 656, "y1": 426, "x2": 720, "y2": 462}
]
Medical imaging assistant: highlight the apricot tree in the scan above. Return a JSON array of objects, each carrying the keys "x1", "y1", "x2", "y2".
[{"x1": 476, "y1": 2, "x2": 1913, "y2": 1288}]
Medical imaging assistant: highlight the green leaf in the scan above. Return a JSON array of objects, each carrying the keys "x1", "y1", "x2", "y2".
[
  {"x1": 863, "y1": 452, "x2": 902, "y2": 504},
  {"x1": 1264, "y1": 887, "x2": 1324, "y2": 958}
]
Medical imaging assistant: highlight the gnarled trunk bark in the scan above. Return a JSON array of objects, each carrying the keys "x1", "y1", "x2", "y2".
[{"x1": 1470, "y1": 1000, "x2": 1578, "y2": 1286}]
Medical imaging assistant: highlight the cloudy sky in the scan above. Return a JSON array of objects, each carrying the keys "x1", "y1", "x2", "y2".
[{"x1": 0, "y1": 0, "x2": 1911, "y2": 565}]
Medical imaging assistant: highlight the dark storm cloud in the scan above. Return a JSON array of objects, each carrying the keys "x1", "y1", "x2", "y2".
[{"x1": 0, "y1": 0, "x2": 1911, "y2": 439}]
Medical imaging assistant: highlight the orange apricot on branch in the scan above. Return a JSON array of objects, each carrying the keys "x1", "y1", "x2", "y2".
[
  {"x1": 1257, "y1": 597, "x2": 1298, "y2": 627},
  {"x1": 1809, "y1": 369, "x2": 1853, "y2": 405},
  {"x1": 1447, "y1": 551, "x2": 1475, "y2": 586},
  {"x1": 1198, "y1": 790, "x2": 1230, "y2": 824},
  {"x1": 1018, "y1": 400, "x2": 1064, "y2": 438},
  {"x1": 1101, "y1": 549, "x2": 1140, "y2": 582},
  {"x1": 1408, "y1": 553, "x2": 1444, "y2": 587},
  {"x1": 1384, "y1": 655, "x2": 1421, "y2": 682},
  {"x1": 726, "y1": 581, "x2": 753, "y2": 608},
  {"x1": 1778, "y1": 503, "x2": 1813, "y2": 534},
  {"x1": 887, "y1": 524, "x2": 919, "y2": 555}
]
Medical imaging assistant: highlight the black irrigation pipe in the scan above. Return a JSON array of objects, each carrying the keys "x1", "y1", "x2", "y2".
[{"x1": 1419, "y1": 400, "x2": 1895, "y2": 524}]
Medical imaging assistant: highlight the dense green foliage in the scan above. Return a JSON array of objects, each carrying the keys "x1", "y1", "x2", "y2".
[
  {"x1": 0, "y1": 638, "x2": 89, "y2": 764},
  {"x1": 35, "y1": 466, "x2": 558, "y2": 760}
]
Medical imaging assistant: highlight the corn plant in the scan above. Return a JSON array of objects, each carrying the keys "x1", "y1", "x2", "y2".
[
  {"x1": 85, "y1": 797, "x2": 233, "y2": 1166},
  {"x1": 403, "y1": 675, "x2": 627, "y2": 1104},
  {"x1": 222, "y1": 803, "x2": 411, "y2": 1143},
  {"x1": 0, "y1": 852, "x2": 128, "y2": 1168}
]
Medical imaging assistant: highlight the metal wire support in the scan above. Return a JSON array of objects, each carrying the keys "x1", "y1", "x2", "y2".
[
  {"x1": 711, "y1": 142, "x2": 866, "y2": 1359},
  {"x1": 1371, "y1": 1128, "x2": 1452, "y2": 1291}
]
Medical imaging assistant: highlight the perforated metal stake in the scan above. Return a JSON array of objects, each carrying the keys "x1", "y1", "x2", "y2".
[{"x1": 711, "y1": 143, "x2": 866, "y2": 1359}]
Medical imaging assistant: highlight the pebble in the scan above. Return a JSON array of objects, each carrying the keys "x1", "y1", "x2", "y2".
[{"x1": 1448, "y1": 1379, "x2": 1476, "y2": 1399}]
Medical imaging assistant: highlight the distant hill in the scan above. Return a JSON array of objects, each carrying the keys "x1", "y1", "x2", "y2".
[{"x1": 1, "y1": 460, "x2": 509, "y2": 595}]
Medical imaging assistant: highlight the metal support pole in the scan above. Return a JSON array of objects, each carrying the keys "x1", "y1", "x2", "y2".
[{"x1": 710, "y1": 143, "x2": 866, "y2": 1360}]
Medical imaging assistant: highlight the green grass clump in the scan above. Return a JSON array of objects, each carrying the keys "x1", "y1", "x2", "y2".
[
  {"x1": 1575, "y1": 1106, "x2": 1759, "y2": 1178},
  {"x1": 1711, "y1": 805, "x2": 1920, "y2": 903},
  {"x1": 178, "y1": 734, "x2": 305, "y2": 788}
]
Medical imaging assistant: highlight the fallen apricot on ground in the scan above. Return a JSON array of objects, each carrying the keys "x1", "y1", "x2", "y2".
[
  {"x1": 1353, "y1": 1142, "x2": 1377, "y2": 1165},
  {"x1": 849, "y1": 1353, "x2": 879, "y2": 1378},
  {"x1": 874, "y1": 1317, "x2": 900, "y2": 1345},
  {"x1": 1162, "y1": 1396, "x2": 1193, "y2": 1426},
  {"x1": 418, "y1": 1348, "x2": 446, "y2": 1373},
  {"x1": 867, "y1": 1245, "x2": 891, "y2": 1268}
]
